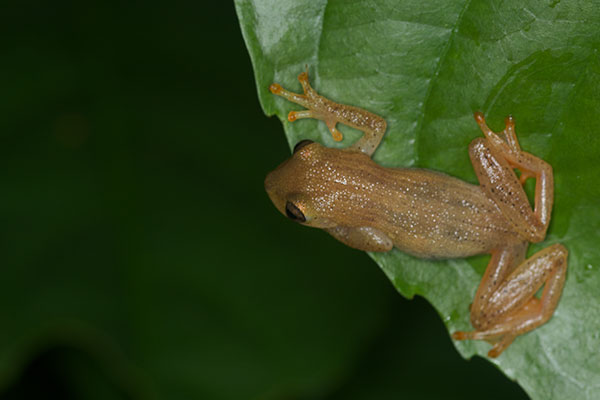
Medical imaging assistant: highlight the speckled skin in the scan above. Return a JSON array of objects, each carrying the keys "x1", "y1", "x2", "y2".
[
  {"x1": 265, "y1": 144, "x2": 517, "y2": 258},
  {"x1": 265, "y1": 71, "x2": 567, "y2": 357}
]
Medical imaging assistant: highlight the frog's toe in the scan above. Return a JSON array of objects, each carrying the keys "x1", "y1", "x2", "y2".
[
  {"x1": 487, "y1": 334, "x2": 515, "y2": 358},
  {"x1": 451, "y1": 330, "x2": 471, "y2": 340}
]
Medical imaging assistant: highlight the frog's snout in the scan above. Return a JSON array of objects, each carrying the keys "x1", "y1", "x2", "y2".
[
  {"x1": 264, "y1": 170, "x2": 280, "y2": 209},
  {"x1": 264, "y1": 170, "x2": 276, "y2": 195}
]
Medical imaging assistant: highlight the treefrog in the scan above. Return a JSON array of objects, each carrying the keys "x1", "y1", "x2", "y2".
[{"x1": 264, "y1": 70, "x2": 567, "y2": 357}]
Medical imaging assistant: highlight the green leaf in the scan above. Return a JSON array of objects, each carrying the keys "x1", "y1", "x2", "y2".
[{"x1": 236, "y1": 0, "x2": 600, "y2": 398}]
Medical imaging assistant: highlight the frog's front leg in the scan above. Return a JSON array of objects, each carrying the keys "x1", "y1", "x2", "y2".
[
  {"x1": 326, "y1": 226, "x2": 393, "y2": 252},
  {"x1": 270, "y1": 70, "x2": 387, "y2": 156},
  {"x1": 453, "y1": 243, "x2": 567, "y2": 357}
]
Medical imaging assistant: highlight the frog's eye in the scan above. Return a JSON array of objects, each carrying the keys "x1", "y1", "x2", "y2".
[
  {"x1": 285, "y1": 201, "x2": 306, "y2": 222},
  {"x1": 293, "y1": 139, "x2": 314, "y2": 153}
]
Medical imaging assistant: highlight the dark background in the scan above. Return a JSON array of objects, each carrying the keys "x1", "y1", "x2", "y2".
[{"x1": 0, "y1": 1, "x2": 528, "y2": 399}]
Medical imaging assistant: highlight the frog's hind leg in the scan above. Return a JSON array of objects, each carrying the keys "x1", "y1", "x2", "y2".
[
  {"x1": 453, "y1": 243, "x2": 567, "y2": 357},
  {"x1": 270, "y1": 70, "x2": 387, "y2": 156},
  {"x1": 469, "y1": 113, "x2": 554, "y2": 243}
]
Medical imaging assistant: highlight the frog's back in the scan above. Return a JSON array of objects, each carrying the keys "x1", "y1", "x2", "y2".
[
  {"x1": 288, "y1": 146, "x2": 519, "y2": 259},
  {"x1": 370, "y1": 167, "x2": 519, "y2": 258}
]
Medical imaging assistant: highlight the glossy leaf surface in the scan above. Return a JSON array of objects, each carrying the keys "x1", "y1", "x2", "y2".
[{"x1": 236, "y1": 0, "x2": 600, "y2": 398}]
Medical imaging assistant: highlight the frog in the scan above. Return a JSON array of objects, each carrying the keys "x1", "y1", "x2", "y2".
[{"x1": 264, "y1": 70, "x2": 567, "y2": 358}]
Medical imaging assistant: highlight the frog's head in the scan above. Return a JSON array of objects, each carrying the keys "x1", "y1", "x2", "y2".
[{"x1": 264, "y1": 140, "x2": 338, "y2": 229}]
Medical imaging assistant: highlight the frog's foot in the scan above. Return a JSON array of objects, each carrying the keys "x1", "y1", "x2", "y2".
[
  {"x1": 270, "y1": 71, "x2": 343, "y2": 141},
  {"x1": 269, "y1": 72, "x2": 313, "y2": 114},
  {"x1": 473, "y1": 112, "x2": 537, "y2": 185},
  {"x1": 474, "y1": 112, "x2": 521, "y2": 154},
  {"x1": 270, "y1": 69, "x2": 387, "y2": 155},
  {"x1": 452, "y1": 330, "x2": 516, "y2": 358},
  {"x1": 453, "y1": 296, "x2": 543, "y2": 357},
  {"x1": 453, "y1": 243, "x2": 567, "y2": 358}
]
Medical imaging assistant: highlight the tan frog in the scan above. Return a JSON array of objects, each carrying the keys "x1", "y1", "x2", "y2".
[{"x1": 264, "y1": 70, "x2": 567, "y2": 357}]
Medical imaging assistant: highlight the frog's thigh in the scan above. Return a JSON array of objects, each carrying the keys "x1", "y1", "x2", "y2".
[
  {"x1": 326, "y1": 226, "x2": 393, "y2": 252},
  {"x1": 469, "y1": 138, "x2": 546, "y2": 242},
  {"x1": 470, "y1": 242, "x2": 527, "y2": 327},
  {"x1": 468, "y1": 243, "x2": 567, "y2": 354}
]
